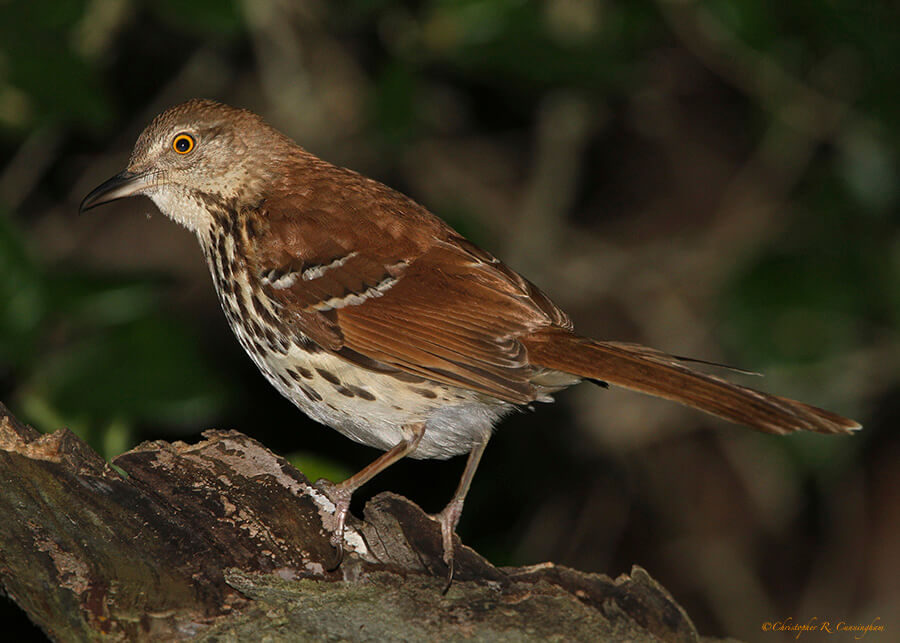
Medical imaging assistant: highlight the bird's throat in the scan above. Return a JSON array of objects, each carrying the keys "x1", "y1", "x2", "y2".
[{"x1": 145, "y1": 185, "x2": 217, "y2": 236}]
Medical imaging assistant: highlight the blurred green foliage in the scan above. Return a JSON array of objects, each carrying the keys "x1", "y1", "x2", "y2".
[
  {"x1": 721, "y1": 187, "x2": 899, "y2": 364},
  {"x1": 0, "y1": 0, "x2": 244, "y2": 133},
  {"x1": 0, "y1": 0, "x2": 894, "y2": 455},
  {"x1": 0, "y1": 2, "x2": 109, "y2": 129},
  {"x1": 152, "y1": 0, "x2": 243, "y2": 36},
  {"x1": 286, "y1": 451, "x2": 353, "y2": 486},
  {"x1": 0, "y1": 214, "x2": 230, "y2": 457},
  {"x1": 0, "y1": 1, "x2": 897, "y2": 638}
]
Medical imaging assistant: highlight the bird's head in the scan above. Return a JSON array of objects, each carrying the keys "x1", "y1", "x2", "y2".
[{"x1": 80, "y1": 99, "x2": 297, "y2": 234}]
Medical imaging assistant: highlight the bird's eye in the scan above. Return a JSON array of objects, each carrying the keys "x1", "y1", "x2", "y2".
[{"x1": 172, "y1": 133, "x2": 195, "y2": 154}]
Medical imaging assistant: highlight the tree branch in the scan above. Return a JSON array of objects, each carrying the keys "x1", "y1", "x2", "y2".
[{"x1": 0, "y1": 403, "x2": 712, "y2": 641}]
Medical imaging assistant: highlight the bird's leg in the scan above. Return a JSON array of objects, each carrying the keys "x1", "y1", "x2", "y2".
[
  {"x1": 318, "y1": 423, "x2": 425, "y2": 567},
  {"x1": 433, "y1": 434, "x2": 490, "y2": 591}
]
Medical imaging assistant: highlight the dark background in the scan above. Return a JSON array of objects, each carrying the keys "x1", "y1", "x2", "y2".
[{"x1": 1, "y1": 1, "x2": 896, "y2": 640}]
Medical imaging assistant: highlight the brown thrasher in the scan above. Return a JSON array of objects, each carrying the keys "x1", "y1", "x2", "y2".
[{"x1": 81, "y1": 99, "x2": 860, "y2": 582}]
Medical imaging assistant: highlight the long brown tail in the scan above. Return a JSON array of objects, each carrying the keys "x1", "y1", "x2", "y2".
[{"x1": 522, "y1": 329, "x2": 861, "y2": 435}]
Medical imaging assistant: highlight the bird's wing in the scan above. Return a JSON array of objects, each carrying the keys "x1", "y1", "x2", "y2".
[{"x1": 243, "y1": 187, "x2": 570, "y2": 404}]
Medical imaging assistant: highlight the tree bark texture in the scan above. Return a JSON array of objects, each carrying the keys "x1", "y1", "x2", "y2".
[{"x1": 0, "y1": 403, "x2": 720, "y2": 641}]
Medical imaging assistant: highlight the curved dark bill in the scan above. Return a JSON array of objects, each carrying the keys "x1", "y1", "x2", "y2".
[{"x1": 79, "y1": 170, "x2": 153, "y2": 213}]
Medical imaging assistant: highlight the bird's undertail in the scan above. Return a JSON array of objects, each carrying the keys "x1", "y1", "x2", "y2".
[{"x1": 522, "y1": 329, "x2": 860, "y2": 435}]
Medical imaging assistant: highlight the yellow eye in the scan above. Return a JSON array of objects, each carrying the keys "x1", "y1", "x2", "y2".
[{"x1": 172, "y1": 133, "x2": 195, "y2": 154}]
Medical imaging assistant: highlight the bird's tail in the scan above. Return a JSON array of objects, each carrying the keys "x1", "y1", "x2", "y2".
[{"x1": 522, "y1": 328, "x2": 860, "y2": 435}]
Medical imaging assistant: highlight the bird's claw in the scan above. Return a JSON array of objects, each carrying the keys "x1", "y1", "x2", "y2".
[
  {"x1": 314, "y1": 478, "x2": 353, "y2": 570},
  {"x1": 432, "y1": 500, "x2": 464, "y2": 592}
]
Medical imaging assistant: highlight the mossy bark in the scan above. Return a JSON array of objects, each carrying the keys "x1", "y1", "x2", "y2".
[{"x1": 0, "y1": 403, "x2": 718, "y2": 641}]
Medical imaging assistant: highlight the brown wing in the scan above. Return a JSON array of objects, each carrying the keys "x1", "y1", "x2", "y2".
[
  {"x1": 242, "y1": 175, "x2": 570, "y2": 404},
  {"x1": 335, "y1": 238, "x2": 569, "y2": 402}
]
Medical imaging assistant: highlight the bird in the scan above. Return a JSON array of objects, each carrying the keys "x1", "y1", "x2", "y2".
[{"x1": 81, "y1": 99, "x2": 861, "y2": 583}]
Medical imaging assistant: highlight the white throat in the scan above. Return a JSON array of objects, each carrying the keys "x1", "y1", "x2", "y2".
[{"x1": 145, "y1": 185, "x2": 214, "y2": 237}]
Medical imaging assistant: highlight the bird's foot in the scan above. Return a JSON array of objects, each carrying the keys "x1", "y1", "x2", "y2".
[
  {"x1": 313, "y1": 478, "x2": 353, "y2": 571},
  {"x1": 432, "y1": 498, "x2": 465, "y2": 593}
]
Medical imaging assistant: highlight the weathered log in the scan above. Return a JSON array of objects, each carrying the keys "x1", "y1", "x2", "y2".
[{"x1": 0, "y1": 403, "x2": 715, "y2": 641}]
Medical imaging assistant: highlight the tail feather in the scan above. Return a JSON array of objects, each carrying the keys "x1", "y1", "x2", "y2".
[{"x1": 523, "y1": 329, "x2": 861, "y2": 435}]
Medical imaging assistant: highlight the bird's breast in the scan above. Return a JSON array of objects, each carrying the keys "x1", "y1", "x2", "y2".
[{"x1": 200, "y1": 230, "x2": 508, "y2": 459}]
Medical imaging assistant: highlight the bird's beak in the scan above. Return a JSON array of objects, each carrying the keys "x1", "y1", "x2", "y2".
[{"x1": 79, "y1": 170, "x2": 155, "y2": 213}]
